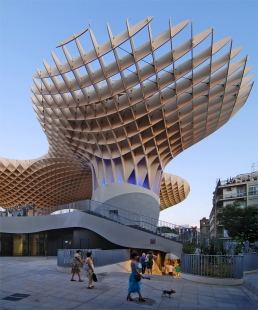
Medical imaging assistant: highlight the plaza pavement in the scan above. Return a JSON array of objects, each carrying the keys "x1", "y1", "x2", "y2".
[{"x1": 0, "y1": 257, "x2": 257, "y2": 310}]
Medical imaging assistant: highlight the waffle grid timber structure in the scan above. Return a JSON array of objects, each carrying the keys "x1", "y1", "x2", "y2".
[{"x1": 0, "y1": 17, "x2": 253, "y2": 213}]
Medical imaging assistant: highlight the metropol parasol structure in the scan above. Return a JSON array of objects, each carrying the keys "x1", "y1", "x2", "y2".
[{"x1": 0, "y1": 17, "x2": 253, "y2": 221}]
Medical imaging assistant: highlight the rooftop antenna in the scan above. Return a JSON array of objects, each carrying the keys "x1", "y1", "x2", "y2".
[{"x1": 251, "y1": 162, "x2": 258, "y2": 179}]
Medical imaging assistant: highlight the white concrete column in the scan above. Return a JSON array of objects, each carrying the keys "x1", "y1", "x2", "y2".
[{"x1": 91, "y1": 182, "x2": 160, "y2": 223}]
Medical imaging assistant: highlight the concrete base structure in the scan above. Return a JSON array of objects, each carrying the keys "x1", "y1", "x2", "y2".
[
  {"x1": 181, "y1": 272, "x2": 243, "y2": 285},
  {"x1": 91, "y1": 182, "x2": 160, "y2": 222},
  {"x1": 0, "y1": 211, "x2": 182, "y2": 258}
]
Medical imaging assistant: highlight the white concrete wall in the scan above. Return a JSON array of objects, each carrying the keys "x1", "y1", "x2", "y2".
[
  {"x1": 0, "y1": 212, "x2": 182, "y2": 257},
  {"x1": 91, "y1": 182, "x2": 160, "y2": 221}
]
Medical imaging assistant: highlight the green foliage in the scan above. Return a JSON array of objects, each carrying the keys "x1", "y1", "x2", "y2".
[
  {"x1": 199, "y1": 237, "x2": 225, "y2": 255},
  {"x1": 220, "y1": 202, "x2": 258, "y2": 243},
  {"x1": 208, "y1": 239, "x2": 217, "y2": 255},
  {"x1": 182, "y1": 241, "x2": 196, "y2": 254},
  {"x1": 233, "y1": 239, "x2": 244, "y2": 255},
  {"x1": 158, "y1": 226, "x2": 178, "y2": 234}
]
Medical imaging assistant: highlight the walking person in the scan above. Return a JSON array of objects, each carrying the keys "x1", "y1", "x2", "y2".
[
  {"x1": 85, "y1": 252, "x2": 95, "y2": 289},
  {"x1": 127, "y1": 252, "x2": 146, "y2": 302},
  {"x1": 70, "y1": 250, "x2": 84, "y2": 282},
  {"x1": 140, "y1": 253, "x2": 147, "y2": 274},
  {"x1": 146, "y1": 251, "x2": 157, "y2": 274}
]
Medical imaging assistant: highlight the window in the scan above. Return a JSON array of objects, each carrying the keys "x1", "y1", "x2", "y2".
[
  {"x1": 237, "y1": 188, "x2": 244, "y2": 197},
  {"x1": 249, "y1": 186, "x2": 258, "y2": 196}
]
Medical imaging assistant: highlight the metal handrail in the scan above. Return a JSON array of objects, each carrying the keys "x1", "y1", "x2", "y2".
[
  {"x1": 181, "y1": 254, "x2": 244, "y2": 279},
  {"x1": 217, "y1": 192, "x2": 247, "y2": 200},
  {"x1": 5, "y1": 198, "x2": 215, "y2": 245},
  {"x1": 42, "y1": 198, "x2": 192, "y2": 232}
]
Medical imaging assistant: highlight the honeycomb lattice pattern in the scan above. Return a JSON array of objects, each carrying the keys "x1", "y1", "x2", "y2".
[
  {"x1": 31, "y1": 17, "x2": 253, "y2": 192},
  {"x1": 160, "y1": 173, "x2": 190, "y2": 210},
  {"x1": 0, "y1": 155, "x2": 92, "y2": 210},
  {"x1": 0, "y1": 155, "x2": 186, "y2": 212},
  {"x1": 0, "y1": 17, "x2": 253, "y2": 211}
]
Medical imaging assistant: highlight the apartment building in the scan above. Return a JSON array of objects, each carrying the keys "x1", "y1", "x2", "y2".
[{"x1": 209, "y1": 164, "x2": 258, "y2": 239}]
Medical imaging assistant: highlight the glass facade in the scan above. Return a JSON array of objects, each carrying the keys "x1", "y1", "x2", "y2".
[
  {"x1": 0, "y1": 233, "x2": 13, "y2": 256},
  {"x1": 0, "y1": 232, "x2": 47, "y2": 256},
  {"x1": 13, "y1": 234, "x2": 29, "y2": 255},
  {"x1": 29, "y1": 233, "x2": 47, "y2": 256},
  {"x1": 0, "y1": 228, "x2": 123, "y2": 256}
]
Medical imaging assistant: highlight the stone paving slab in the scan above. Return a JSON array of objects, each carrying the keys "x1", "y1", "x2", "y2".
[{"x1": 0, "y1": 257, "x2": 257, "y2": 310}]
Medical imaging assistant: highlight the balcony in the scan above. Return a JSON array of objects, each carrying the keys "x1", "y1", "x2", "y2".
[
  {"x1": 217, "y1": 192, "x2": 247, "y2": 200},
  {"x1": 249, "y1": 190, "x2": 258, "y2": 196},
  {"x1": 216, "y1": 208, "x2": 223, "y2": 214},
  {"x1": 217, "y1": 234, "x2": 231, "y2": 239}
]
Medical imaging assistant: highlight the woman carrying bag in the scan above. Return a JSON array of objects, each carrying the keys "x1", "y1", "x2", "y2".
[
  {"x1": 84, "y1": 252, "x2": 95, "y2": 289},
  {"x1": 70, "y1": 250, "x2": 84, "y2": 282},
  {"x1": 127, "y1": 252, "x2": 146, "y2": 302}
]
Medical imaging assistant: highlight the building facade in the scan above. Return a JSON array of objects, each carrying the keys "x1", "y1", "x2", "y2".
[
  {"x1": 200, "y1": 217, "x2": 210, "y2": 236},
  {"x1": 209, "y1": 165, "x2": 258, "y2": 238}
]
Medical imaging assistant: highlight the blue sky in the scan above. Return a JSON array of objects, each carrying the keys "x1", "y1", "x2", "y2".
[{"x1": 0, "y1": 0, "x2": 257, "y2": 226}]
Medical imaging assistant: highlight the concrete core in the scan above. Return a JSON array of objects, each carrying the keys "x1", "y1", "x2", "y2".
[{"x1": 91, "y1": 182, "x2": 160, "y2": 222}]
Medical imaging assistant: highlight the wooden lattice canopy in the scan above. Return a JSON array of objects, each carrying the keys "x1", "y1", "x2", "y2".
[{"x1": 0, "y1": 17, "x2": 253, "y2": 211}]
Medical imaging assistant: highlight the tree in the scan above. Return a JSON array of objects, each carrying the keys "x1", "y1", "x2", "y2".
[
  {"x1": 182, "y1": 241, "x2": 196, "y2": 254},
  {"x1": 157, "y1": 226, "x2": 178, "y2": 234},
  {"x1": 219, "y1": 202, "x2": 258, "y2": 243}
]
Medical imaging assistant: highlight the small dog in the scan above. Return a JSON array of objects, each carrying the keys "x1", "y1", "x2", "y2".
[{"x1": 162, "y1": 289, "x2": 176, "y2": 298}]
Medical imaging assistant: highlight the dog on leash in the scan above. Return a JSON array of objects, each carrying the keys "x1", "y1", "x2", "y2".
[{"x1": 162, "y1": 289, "x2": 176, "y2": 297}]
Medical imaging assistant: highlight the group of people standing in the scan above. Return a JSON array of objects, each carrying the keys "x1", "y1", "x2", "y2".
[
  {"x1": 139, "y1": 251, "x2": 157, "y2": 274},
  {"x1": 162, "y1": 263, "x2": 181, "y2": 277},
  {"x1": 70, "y1": 250, "x2": 95, "y2": 289}
]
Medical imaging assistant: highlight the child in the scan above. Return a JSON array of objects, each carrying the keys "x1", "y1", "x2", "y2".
[
  {"x1": 175, "y1": 264, "x2": 181, "y2": 278},
  {"x1": 161, "y1": 265, "x2": 166, "y2": 275},
  {"x1": 168, "y1": 263, "x2": 174, "y2": 276}
]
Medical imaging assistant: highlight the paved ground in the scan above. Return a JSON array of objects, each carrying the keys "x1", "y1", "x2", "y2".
[{"x1": 0, "y1": 257, "x2": 257, "y2": 310}]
